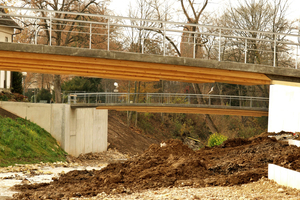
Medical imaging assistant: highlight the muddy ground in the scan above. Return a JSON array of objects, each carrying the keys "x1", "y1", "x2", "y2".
[{"x1": 12, "y1": 135, "x2": 300, "y2": 199}]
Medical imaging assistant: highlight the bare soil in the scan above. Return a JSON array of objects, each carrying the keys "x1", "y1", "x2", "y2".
[
  {"x1": 107, "y1": 111, "x2": 162, "y2": 155},
  {"x1": 0, "y1": 107, "x2": 20, "y2": 120},
  {"x1": 12, "y1": 135, "x2": 300, "y2": 199}
]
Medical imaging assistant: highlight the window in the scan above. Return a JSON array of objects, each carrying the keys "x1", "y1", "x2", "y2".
[{"x1": 5, "y1": 37, "x2": 8, "y2": 42}]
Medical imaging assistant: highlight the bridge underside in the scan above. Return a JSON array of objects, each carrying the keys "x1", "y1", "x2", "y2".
[
  {"x1": 0, "y1": 43, "x2": 273, "y2": 85},
  {"x1": 92, "y1": 104, "x2": 268, "y2": 117}
]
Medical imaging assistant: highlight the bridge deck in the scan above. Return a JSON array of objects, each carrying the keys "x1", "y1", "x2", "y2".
[
  {"x1": 0, "y1": 43, "x2": 277, "y2": 86},
  {"x1": 70, "y1": 103, "x2": 268, "y2": 117}
]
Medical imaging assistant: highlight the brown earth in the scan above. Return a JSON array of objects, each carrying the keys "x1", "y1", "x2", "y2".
[
  {"x1": 12, "y1": 136, "x2": 300, "y2": 199},
  {"x1": 107, "y1": 111, "x2": 164, "y2": 155},
  {"x1": 0, "y1": 107, "x2": 20, "y2": 120}
]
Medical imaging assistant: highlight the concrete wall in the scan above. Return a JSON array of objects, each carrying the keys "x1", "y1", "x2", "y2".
[
  {"x1": 268, "y1": 84, "x2": 300, "y2": 133},
  {"x1": 0, "y1": 102, "x2": 108, "y2": 156},
  {"x1": 268, "y1": 164, "x2": 300, "y2": 190}
]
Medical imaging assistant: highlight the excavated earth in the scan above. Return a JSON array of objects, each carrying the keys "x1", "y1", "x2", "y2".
[{"x1": 12, "y1": 136, "x2": 300, "y2": 199}]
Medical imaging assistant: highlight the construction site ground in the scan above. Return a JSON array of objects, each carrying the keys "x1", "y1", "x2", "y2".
[
  {"x1": 0, "y1": 110, "x2": 299, "y2": 199},
  {"x1": 11, "y1": 135, "x2": 300, "y2": 199}
]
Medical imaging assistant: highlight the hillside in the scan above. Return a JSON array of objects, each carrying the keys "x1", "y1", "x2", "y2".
[{"x1": 0, "y1": 116, "x2": 67, "y2": 167}]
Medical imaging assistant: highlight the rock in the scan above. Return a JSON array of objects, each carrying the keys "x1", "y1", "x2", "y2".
[{"x1": 278, "y1": 188, "x2": 284, "y2": 193}]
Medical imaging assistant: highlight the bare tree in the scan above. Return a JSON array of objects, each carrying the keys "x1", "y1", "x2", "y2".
[{"x1": 19, "y1": 0, "x2": 110, "y2": 103}]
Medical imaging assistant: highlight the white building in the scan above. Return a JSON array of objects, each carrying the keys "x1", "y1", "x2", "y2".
[{"x1": 0, "y1": 8, "x2": 21, "y2": 91}]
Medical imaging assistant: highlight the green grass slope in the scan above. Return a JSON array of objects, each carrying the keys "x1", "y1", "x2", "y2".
[{"x1": 0, "y1": 117, "x2": 67, "y2": 167}]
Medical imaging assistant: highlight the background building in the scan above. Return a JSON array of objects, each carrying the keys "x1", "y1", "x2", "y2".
[{"x1": 0, "y1": 8, "x2": 21, "y2": 91}]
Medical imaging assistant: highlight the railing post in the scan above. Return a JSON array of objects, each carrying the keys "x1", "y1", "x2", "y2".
[
  {"x1": 296, "y1": 45, "x2": 298, "y2": 69},
  {"x1": 273, "y1": 34, "x2": 277, "y2": 67},
  {"x1": 142, "y1": 28, "x2": 144, "y2": 54},
  {"x1": 89, "y1": 23, "x2": 92, "y2": 49},
  {"x1": 193, "y1": 32, "x2": 196, "y2": 59},
  {"x1": 209, "y1": 95, "x2": 211, "y2": 105},
  {"x1": 244, "y1": 39, "x2": 247, "y2": 63},
  {"x1": 163, "y1": 23, "x2": 166, "y2": 56},
  {"x1": 218, "y1": 29, "x2": 222, "y2": 61},
  {"x1": 107, "y1": 18, "x2": 110, "y2": 51},
  {"x1": 35, "y1": 19, "x2": 37, "y2": 45},
  {"x1": 250, "y1": 97, "x2": 252, "y2": 107},
  {"x1": 49, "y1": 13, "x2": 52, "y2": 46}
]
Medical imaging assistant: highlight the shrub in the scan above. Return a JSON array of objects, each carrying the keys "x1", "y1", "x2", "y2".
[{"x1": 208, "y1": 133, "x2": 228, "y2": 147}]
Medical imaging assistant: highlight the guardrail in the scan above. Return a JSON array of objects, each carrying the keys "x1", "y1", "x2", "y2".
[
  {"x1": 68, "y1": 92, "x2": 269, "y2": 109},
  {"x1": 0, "y1": 5, "x2": 300, "y2": 69}
]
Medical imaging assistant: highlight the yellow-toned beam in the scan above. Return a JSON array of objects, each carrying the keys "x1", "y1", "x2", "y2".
[
  {"x1": 96, "y1": 106, "x2": 268, "y2": 117},
  {"x1": 0, "y1": 50, "x2": 271, "y2": 85}
]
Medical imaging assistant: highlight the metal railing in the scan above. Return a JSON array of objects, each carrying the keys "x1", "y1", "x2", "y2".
[
  {"x1": 68, "y1": 92, "x2": 269, "y2": 109},
  {"x1": 0, "y1": 5, "x2": 300, "y2": 69}
]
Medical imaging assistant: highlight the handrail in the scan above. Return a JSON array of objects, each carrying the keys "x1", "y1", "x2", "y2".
[
  {"x1": 67, "y1": 92, "x2": 269, "y2": 109},
  {"x1": 0, "y1": 5, "x2": 299, "y2": 69}
]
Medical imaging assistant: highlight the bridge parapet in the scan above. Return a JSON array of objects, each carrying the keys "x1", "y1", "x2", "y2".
[{"x1": 68, "y1": 92, "x2": 269, "y2": 110}]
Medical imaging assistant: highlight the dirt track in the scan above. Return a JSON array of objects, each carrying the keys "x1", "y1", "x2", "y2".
[{"x1": 12, "y1": 136, "x2": 300, "y2": 199}]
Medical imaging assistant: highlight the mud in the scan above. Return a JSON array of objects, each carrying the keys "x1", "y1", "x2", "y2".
[{"x1": 12, "y1": 137, "x2": 300, "y2": 199}]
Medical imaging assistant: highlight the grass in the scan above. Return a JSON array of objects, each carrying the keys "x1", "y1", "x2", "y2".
[{"x1": 0, "y1": 117, "x2": 67, "y2": 167}]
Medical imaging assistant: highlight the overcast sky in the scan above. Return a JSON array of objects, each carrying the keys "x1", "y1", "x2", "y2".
[{"x1": 108, "y1": 0, "x2": 300, "y2": 21}]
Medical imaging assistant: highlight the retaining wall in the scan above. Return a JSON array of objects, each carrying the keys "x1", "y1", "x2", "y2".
[
  {"x1": 268, "y1": 164, "x2": 300, "y2": 190},
  {"x1": 0, "y1": 102, "x2": 107, "y2": 156}
]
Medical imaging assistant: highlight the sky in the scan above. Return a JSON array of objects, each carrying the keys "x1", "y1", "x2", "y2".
[{"x1": 108, "y1": 0, "x2": 300, "y2": 22}]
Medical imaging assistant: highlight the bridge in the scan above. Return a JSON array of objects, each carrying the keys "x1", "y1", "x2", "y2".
[
  {"x1": 1, "y1": 6, "x2": 300, "y2": 156},
  {"x1": 0, "y1": 6, "x2": 300, "y2": 85},
  {"x1": 68, "y1": 92, "x2": 268, "y2": 117}
]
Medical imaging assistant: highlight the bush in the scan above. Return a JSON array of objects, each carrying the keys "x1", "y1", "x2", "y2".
[
  {"x1": 208, "y1": 133, "x2": 228, "y2": 147},
  {"x1": 37, "y1": 89, "x2": 52, "y2": 103}
]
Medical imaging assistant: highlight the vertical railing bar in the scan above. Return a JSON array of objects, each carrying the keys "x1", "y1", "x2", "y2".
[
  {"x1": 296, "y1": 45, "x2": 298, "y2": 69},
  {"x1": 273, "y1": 34, "x2": 277, "y2": 67},
  {"x1": 107, "y1": 17, "x2": 110, "y2": 51},
  {"x1": 142, "y1": 28, "x2": 144, "y2": 54},
  {"x1": 163, "y1": 23, "x2": 166, "y2": 56},
  {"x1": 89, "y1": 23, "x2": 92, "y2": 49},
  {"x1": 218, "y1": 29, "x2": 221, "y2": 61},
  {"x1": 34, "y1": 18, "x2": 37, "y2": 45},
  {"x1": 245, "y1": 39, "x2": 247, "y2": 63},
  {"x1": 49, "y1": 13, "x2": 52, "y2": 46},
  {"x1": 193, "y1": 32, "x2": 196, "y2": 59}
]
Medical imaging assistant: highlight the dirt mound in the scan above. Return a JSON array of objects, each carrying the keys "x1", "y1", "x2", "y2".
[{"x1": 12, "y1": 138, "x2": 300, "y2": 199}]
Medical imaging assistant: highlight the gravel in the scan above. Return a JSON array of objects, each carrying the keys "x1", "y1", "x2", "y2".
[{"x1": 77, "y1": 177, "x2": 300, "y2": 200}]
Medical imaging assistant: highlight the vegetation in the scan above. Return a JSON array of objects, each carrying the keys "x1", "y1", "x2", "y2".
[
  {"x1": 62, "y1": 77, "x2": 103, "y2": 92},
  {"x1": 207, "y1": 133, "x2": 228, "y2": 147},
  {"x1": 11, "y1": 72, "x2": 23, "y2": 94},
  {"x1": 0, "y1": 117, "x2": 67, "y2": 167},
  {"x1": 36, "y1": 88, "x2": 53, "y2": 103}
]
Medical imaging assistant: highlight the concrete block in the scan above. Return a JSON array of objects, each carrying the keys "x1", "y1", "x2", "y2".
[
  {"x1": 288, "y1": 140, "x2": 300, "y2": 147},
  {"x1": 268, "y1": 164, "x2": 300, "y2": 190}
]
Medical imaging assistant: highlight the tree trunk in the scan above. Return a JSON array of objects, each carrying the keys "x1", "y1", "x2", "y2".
[
  {"x1": 54, "y1": 74, "x2": 62, "y2": 103},
  {"x1": 192, "y1": 83, "x2": 219, "y2": 133}
]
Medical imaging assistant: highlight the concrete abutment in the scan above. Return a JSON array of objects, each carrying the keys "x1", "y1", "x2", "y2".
[{"x1": 0, "y1": 102, "x2": 107, "y2": 156}]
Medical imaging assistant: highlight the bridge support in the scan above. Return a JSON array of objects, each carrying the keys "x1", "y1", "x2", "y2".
[
  {"x1": 0, "y1": 102, "x2": 108, "y2": 156},
  {"x1": 268, "y1": 83, "x2": 300, "y2": 133}
]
